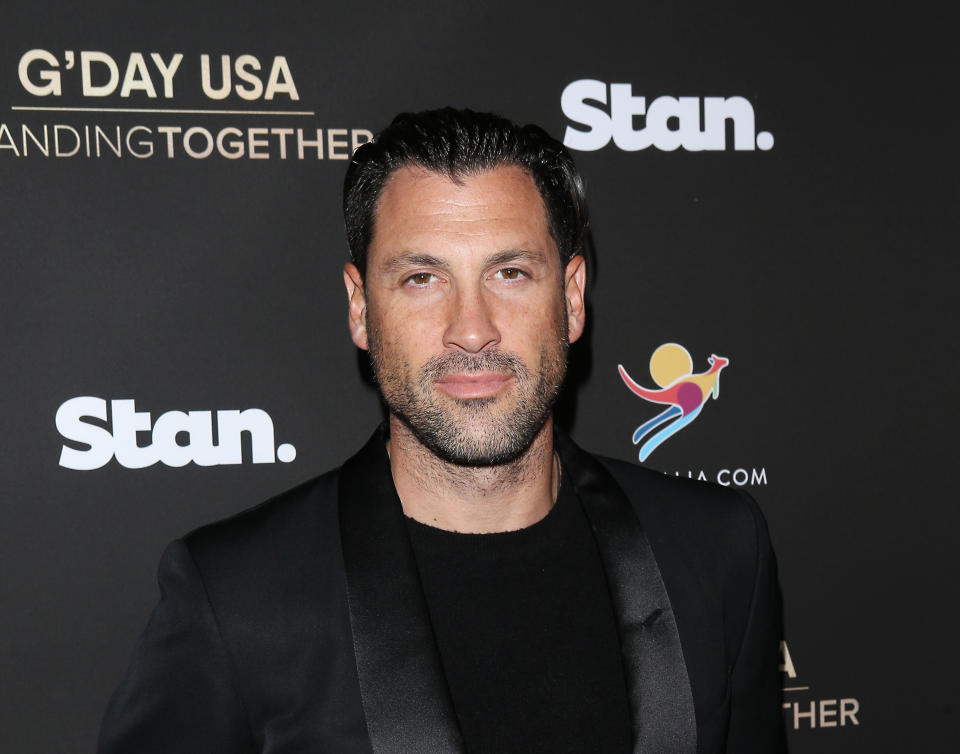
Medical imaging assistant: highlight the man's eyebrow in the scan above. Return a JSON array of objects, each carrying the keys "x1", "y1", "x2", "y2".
[
  {"x1": 485, "y1": 249, "x2": 549, "y2": 267},
  {"x1": 381, "y1": 252, "x2": 448, "y2": 273}
]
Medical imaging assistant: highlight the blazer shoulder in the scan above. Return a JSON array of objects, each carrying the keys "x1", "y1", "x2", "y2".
[
  {"x1": 185, "y1": 468, "x2": 338, "y2": 552},
  {"x1": 180, "y1": 468, "x2": 343, "y2": 596}
]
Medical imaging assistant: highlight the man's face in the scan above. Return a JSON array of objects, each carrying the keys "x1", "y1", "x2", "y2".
[{"x1": 343, "y1": 165, "x2": 586, "y2": 465}]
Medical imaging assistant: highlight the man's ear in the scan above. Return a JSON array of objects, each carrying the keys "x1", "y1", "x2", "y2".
[
  {"x1": 343, "y1": 263, "x2": 369, "y2": 350},
  {"x1": 564, "y1": 254, "x2": 587, "y2": 344}
]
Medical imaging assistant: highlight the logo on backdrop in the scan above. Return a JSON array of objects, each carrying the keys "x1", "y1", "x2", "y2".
[
  {"x1": 56, "y1": 397, "x2": 296, "y2": 470},
  {"x1": 619, "y1": 343, "x2": 728, "y2": 462},
  {"x1": 780, "y1": 641, "x2": 861, "y2": 731},
  {"x1": 2, "y1": 49, "x2": 372, "y2": 161},
  {"x1": 561, "y1": 79, "x2": 774, "y2": 152}
]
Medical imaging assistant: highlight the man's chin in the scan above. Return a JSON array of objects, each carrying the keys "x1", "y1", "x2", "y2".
[
  {"x1": 396, "y1": 412, "x2": 547, "y2": 468},
  {"x1": 422, "y1": 439, "x2": 530, "y2": 468}
]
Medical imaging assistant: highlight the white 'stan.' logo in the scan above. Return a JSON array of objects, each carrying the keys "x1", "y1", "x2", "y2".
[
  {"x1": 780, "y1": 641, "x2": 861, "y2": 731},
  {"x1": 56, "y1": 397, "x2": 297, "y2": 470},
  {"x1": 2, "y1": 49, "x2": 372, "y2": 161},
  {"x1": 562, "y1": 79, "x2": 774, "y2": 152}
]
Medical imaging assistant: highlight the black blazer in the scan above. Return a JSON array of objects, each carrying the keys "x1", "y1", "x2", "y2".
[{"x1": 98, "y1": 429, "x2": 786, "y2": 753}]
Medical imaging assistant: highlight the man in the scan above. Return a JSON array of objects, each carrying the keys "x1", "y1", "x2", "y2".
[{"x1": 99, "y1": 108, "x2": 785, "y2": 753}]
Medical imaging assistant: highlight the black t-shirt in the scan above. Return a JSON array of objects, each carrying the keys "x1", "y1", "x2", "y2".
[{"x1": 405, "y1": 475, "x2": 633, "y2": 754}]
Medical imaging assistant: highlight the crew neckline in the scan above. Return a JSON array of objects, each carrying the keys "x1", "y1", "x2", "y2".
[{"x1": 404, "y1": 472, "x2": 577, "y2": 560}]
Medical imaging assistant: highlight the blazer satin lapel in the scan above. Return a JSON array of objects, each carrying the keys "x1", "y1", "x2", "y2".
[
  {"x1": 559, "y1": 433, "x2": 697, "y2": 754},
  {"x1": 338, "y1": 430, "x2": 466, "y2": 754}
]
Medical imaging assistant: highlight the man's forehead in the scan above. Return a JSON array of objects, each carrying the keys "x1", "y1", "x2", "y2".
[
  {"x1": 358, "y1": 165, "x2": 559, "y2": 274},
  {"x1": 378, "y1": 163, "x2": 541, "y2": 210},
  {"x1": 369, "y1": 164, "x2": 552, "y2": 250}
]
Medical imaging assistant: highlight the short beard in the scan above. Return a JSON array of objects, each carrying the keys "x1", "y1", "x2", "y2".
[{"x1": 367, "y1": 320, "x2": 568, "y2": 467}]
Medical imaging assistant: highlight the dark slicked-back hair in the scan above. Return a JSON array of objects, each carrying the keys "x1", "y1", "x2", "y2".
[{"x1": 343, "y1": 107, "x2": 589, "y2": 276}]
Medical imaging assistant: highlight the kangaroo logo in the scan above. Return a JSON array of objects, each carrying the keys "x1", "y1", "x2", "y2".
[{"x1": 618, "y1": 343, "x2": 729, "y2": 461}]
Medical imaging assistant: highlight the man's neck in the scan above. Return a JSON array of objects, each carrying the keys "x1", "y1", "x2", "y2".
[{"x1": 386, "y1": 416, "x2": 559, "y2": 534}]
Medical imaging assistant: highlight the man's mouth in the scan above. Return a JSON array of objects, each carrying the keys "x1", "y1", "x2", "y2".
[{"x1": 434, "y1": 372, "x2": 514, "y2": 399}]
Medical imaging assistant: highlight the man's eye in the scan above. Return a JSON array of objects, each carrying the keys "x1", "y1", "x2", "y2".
[
  {"x1": 407, "y1": 272, "x2": 435, "y2": 286},
  {"x1": 495, "y1": 268, "x2": 524, "y2": 280}
]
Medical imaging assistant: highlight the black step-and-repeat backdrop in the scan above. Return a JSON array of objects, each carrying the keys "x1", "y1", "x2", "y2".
[{"x1": 2, "y1": 2, "x2": 956, "y2": 751}]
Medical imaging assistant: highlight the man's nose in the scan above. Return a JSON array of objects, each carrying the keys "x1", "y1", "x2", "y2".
[{"x1": 442, "y1": 286, "x2": 501, "y2": 353}]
